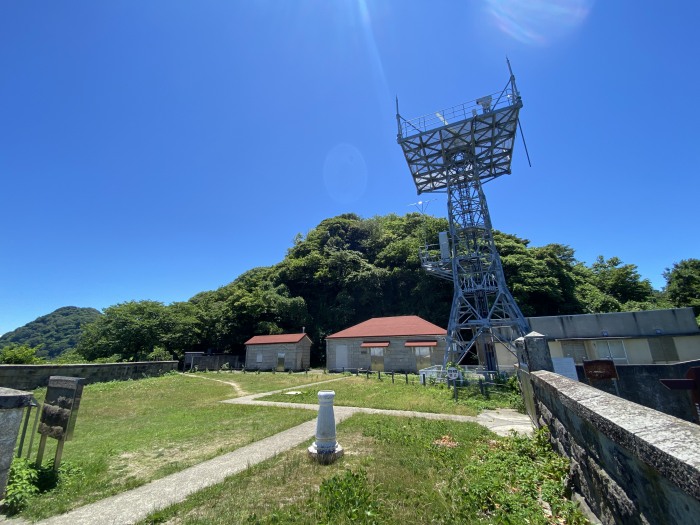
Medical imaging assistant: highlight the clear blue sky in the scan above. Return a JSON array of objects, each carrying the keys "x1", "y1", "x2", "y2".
[{"x1": 2, "y1": 1, "x2": 698, "y2": 336}]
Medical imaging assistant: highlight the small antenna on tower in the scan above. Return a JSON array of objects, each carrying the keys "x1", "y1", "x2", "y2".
[
  {"x1": 518, "y1": 120, "x2": 532, "y2": 167},
  {"x1": 506, "y1": 58, "x2": 532, "y2": 167},
  {"x1": 408, "y1": 199, "x2": 436, "y2": 249}
]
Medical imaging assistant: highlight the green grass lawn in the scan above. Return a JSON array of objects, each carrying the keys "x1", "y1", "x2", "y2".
[
  {"x1": 195, "y1": 369, "x2": 340, "y2": 395},
  {"x1": 140, "y1": 414, "x2": 588, "y2": 525},
  {"x1": 12, "y1": 373, "x2": 316, "y2": 521},
  {"x1": 261, "y1": 374, "x2": 524, "y2": 416},
  {"x1": 6, "y1": 371, "x2": 576, "y2": 524}
]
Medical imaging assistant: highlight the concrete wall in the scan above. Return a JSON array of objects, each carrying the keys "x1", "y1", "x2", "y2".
[
  {"x1": 522, "y1": 369, "x2": 700, "y2": 525},
  {"x1": 528, "y1": 308, "x2": 699, "y2": 340},
  {"x1": 0, "y1": 361, "x2": 178, "y2": 390},
  {"x1": 245, "y1": 340, "x2": 311, "y2": 371},
  {"x1": 542, "y1": 334, "x2": 698, "y2": 366},
  {"x1": 624, "y1": 339, "x2": 653, "y2": 364},
  {"x1": 575, "y1": 359, "x2": 700, "y2": 423},
  {"x1": 677, "y1": 336, "x2": 700, "y2": 361},
  {"x1": 495, "y1": 342, "x2": 518, "y2": 367},
  {"x1": 326, "y1": 336, "x2": 445, "y2": 372}
]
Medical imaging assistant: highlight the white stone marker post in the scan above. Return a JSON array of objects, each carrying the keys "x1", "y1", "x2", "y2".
[{"x1": 308, "y1": 390, "x2": 343, "y2": 464}]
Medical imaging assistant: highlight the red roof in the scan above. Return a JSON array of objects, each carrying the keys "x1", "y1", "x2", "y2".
[
  {"x1": 245, "y1": 333, "x2": 310, "y2": 345},
  {"x1": 326, "y1": 316, "x2": 446, "y2": 339}
]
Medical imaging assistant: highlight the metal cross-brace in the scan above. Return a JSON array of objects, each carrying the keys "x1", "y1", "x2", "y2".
[{"x1": 397, "y1": 64, "x2": 529, "y2": 368}]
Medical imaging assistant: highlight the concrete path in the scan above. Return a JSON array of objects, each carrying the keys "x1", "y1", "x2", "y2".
[{"x1": 13, "y1": 377, "x2": 532, "y2": 525}]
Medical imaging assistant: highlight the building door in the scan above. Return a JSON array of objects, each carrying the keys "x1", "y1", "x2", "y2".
[
  {"x1": 370, "y1": 347, "x2": 385, "y2": 372},
  {"x1": 276, "y1": 352, "x2": 285, "y2": 372},
  {"x1": 335, "y1": 345, "x2": 348, "y2": 370}
]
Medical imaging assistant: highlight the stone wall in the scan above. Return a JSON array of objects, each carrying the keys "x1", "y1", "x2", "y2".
[
  {"x1": 522, "y1": 369, "x2": 700, "y2": 525},
  {"x1": 0, "y1": 361, "x2": 178, "y2": 390},
  {"x1": 575, "y1": 359, "x2": 700, "y2": 423}
]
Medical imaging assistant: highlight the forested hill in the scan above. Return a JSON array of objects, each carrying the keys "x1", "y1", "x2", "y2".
[
  {"x1": 0, "y1": 306, "x2": 101, "y2": 358},
  {"x1": 75, "y1": 213, "x2": 688, "y2": 365}
]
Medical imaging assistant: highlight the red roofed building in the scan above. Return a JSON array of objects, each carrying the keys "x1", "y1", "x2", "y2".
[
  {"x1": 244, "y1": 333, "x2": 312, "y2": 371},
  {"x1": 326, "y1": 316, "x2": 446, "y2": 373}
]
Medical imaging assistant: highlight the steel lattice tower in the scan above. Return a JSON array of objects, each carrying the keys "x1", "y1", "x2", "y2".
[{"x1": 396, "y1": 65, "x2": 529, "y2": 369}]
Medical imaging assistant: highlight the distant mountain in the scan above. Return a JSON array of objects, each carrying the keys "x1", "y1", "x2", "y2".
[{"x1": 0, "y1": 306, "x2": 102, "y2": 359}]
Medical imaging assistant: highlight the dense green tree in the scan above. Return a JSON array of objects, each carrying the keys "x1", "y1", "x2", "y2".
[
  {"x1": 160, "y1": 301, "x2": 202, "y2": 356},
  {"x1": 0, "y1": 343, "x2": 45, "y2": 364},
  {"x1": 189, "y1": 267, "x2": 309, "y2": 354},
  {"x1": 78, "y1": 301, "x2": 176, "y2": 361},
  {"x1": 664, "y1": 259, "x2": 700, "y2": 314},
  {"x1": 495, "y1": 234, "x2": 584, "y2": 316},
  {"x1": 589, "y1": 256, "x2": 655, "y2": 308}
]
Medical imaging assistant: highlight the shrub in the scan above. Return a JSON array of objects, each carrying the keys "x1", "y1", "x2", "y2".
[
  {"x1": 0, "y1": 344, "x2": 45, "y2": 364},
  {"x1": 2, "y1": 458, "x2": 39, "y2": 514},
  {"x1": 1, "y1": 459, "x2": 84, "y2": 515},
  {"x1": 147, "y1": 346, "x2": 173, "y2": 361}
]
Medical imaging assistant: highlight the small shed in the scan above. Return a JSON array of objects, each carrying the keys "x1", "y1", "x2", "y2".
[
  {"x1": 244, "y1": 333, "x2": 312, "y2": 371},
  {"x1": 326, "y1": 316, "x2": 446, "y2": 373}
]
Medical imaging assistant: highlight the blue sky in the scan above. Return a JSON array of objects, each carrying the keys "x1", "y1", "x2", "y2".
[{"x1": 2, "y1": 1, "x2": 698, "y2": 336}]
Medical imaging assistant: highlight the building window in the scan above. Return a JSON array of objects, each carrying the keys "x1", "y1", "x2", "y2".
[
  {"x1": 593, "y1": 339, "x2": 628, "y2": 364},
  {"x1": 649, "y1": 337, "x2": 679, "y2": 363},
  {"x1": 414, "y1": 347, "x2": 430, "y2": 358},
  {"x1": 256, "y1": 353, "x2": 263, "y2": 363},
  {"x1": 561, "y1": 341, "x2": 587, "y2": 363}
]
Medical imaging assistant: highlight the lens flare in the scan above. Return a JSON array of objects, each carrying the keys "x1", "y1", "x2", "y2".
[
  {"x1": 486, "y1": 0, "x2": 593, "y2": 45},
  {"x1": 323, "y1": 143, "x2": 368, "y2": 205}
]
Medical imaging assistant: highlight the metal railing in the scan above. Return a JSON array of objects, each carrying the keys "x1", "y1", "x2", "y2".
[{"x1": 398, "y1": 81, "x2": 519, "y2": 139}]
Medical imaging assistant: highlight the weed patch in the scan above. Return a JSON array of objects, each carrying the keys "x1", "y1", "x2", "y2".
[
  {"x1": 140, "y1": 415, "x2": 587, "y2": 525},
  {"x1": 2, "y1": 458, "x2": 83, "y2": 515}
]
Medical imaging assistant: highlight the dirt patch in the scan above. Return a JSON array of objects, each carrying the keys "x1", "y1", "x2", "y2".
[
  {"x1": 109, "y1": 434, "x2": 251, "y2": 486},
  {"x1": 180, "y1": 372, "x2": 249, "y2": 397},
  {"x1": 432, "y1": 435, "x2": 459, "y2": 448}
]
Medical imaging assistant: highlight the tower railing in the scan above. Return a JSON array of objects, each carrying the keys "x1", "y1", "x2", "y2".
[{"x1": 398, "y1": 80, "x2": 518, "y2": 139}]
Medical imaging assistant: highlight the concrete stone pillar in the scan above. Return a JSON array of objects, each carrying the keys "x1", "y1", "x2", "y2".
[
  {"x1": 523, "y1": 331, "x2": 554, "y2": 372},
  {"x1": 308, "y1": 390, "x2": 343, "y2": 464},
  {"x1": 0, "y1": 387, "x2": 32, "y2": 498}
]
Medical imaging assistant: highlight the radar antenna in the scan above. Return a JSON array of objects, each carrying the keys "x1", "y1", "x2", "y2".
[{"x1": 396, "y1": 64, "x2": 529, "y2": 370}]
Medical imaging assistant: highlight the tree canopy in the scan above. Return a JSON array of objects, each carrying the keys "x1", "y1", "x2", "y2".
[
  {"x1": 664, "y1": 258, "x2": 700, "y2": 315},
  {"x1": 0, "y1": 343, "x2": 45, "y2": 364}
]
